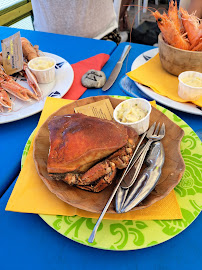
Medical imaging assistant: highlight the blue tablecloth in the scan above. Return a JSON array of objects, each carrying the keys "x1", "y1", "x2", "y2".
[
  {"x1": 0, "y1": 27, "x2": 201, "y2": 270},
  {"x1": 1, "y1": 178, "x2": 201, "y2": 269}
]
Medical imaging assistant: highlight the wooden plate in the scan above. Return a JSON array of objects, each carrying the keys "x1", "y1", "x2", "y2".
[{"x1": 33, "y1": 96, "x2": 185, "y2": 213}]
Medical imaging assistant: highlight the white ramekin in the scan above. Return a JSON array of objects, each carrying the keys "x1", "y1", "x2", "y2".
[
  {"x1": 113, "y1": 98, "x2": 152, "y2": 135},
  {"x1": 28, "y1": 56, "x2": 56, "y2": 84},
  {"x1": 178, "y1": 71, "x2": 202, "y2": 101}
]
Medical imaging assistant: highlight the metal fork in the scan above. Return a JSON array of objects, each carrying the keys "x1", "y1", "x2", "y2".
[
  {"x1": 120, "y1": 122, "x2": 165, "y2": 189},
  {"x1": 115, "y1": 122, "x2": 165, "y2": 213}
]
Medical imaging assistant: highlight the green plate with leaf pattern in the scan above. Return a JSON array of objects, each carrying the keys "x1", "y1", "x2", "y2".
[{"x1": 22, "y1": 96, "x2": 202, "y2": 250}]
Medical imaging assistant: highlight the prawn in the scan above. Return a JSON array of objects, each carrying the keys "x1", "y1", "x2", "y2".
[
  {"x1": 191, "y1": 40, "x2": 202, "y2": 51},
  {"x1": 180, "y1": 8, "x2": 202, "y2": 49},
  {"x1": 168, "y1": 0, "x2": 182, "y2": 34},
  {"x1": 152, "y1": 11, "x2": 190, "y2": 50}
]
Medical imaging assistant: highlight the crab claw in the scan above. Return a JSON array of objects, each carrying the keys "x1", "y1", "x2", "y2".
[
  {"x1": 23, "y1": 64, "x2": 42, "y2": 99},
  {"x1": 0, "y1": 88, "x2": 12, "y2": 111}
]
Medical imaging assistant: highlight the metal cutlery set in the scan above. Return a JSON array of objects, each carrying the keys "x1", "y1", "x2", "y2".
[
  {"x1": 88, "y1": 46, "x2": 166, "y2": 243},
  {"x1": 88, "y1": 122, "x2": 166, "y2": 243}
]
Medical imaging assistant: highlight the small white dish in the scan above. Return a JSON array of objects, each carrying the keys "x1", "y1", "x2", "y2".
[
  {"x1": 28, "y1": 56, "x2": 56, "y2": 84},
  {"x1": 113, "y1": 98, "x2": 151, "y2": 135},
  {"x1": 178, "y1": 71, "x2": 202, "y2": 101}
]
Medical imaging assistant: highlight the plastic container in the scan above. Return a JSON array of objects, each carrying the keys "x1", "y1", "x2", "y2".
[
  {"x1": 178, "y1": 71, "x2": 202, "y2": 101},
  {"x1": 113, "y1": 98, "x2": 151, "y2": 135},
  {"x1": 28, "y1": 56, "x2": 56, "y2": 84}
]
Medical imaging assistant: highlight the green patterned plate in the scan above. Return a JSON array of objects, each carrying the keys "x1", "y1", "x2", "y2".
[{"x1": 22, "y1": 97, "x2": 202, "y2": 250}]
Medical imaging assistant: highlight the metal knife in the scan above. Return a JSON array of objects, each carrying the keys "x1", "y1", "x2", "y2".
[{"x1": 102, "y1": 45, "x2": 131, "y2": 91}]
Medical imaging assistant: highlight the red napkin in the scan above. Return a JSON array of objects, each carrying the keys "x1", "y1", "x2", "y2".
[{"x1": 63, "y1": 53, "x2": 110, "y2": 100}]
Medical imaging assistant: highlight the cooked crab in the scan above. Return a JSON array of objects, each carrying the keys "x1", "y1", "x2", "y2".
[{"x1": 47, "y1": 113, "x2": 138, "y2": 192}]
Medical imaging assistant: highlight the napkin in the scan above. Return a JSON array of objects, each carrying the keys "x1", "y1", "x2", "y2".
[
  {"x1": 127, "y1": 53, "x2": 202, "y2": 107},
  {"x1": 6, "y1": 97, "x2": 182, "y2": 220},
  {"x1": 63, "y1": 53, "x2": 110, "y2": 100}
]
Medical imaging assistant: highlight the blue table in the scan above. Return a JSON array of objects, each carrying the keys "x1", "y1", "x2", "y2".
[{"x1": 0, "y1": 28, "x2": 201, "y2": 270}]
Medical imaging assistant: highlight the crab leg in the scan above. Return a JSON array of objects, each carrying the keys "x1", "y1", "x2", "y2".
[{"x1": 0, "y1": 88, "x2": 12, "y2": 111}]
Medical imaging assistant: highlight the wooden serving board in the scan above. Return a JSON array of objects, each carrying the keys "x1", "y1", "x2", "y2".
[{"x1": 33, "y1": 96, "x2": 185, "y2": 213}]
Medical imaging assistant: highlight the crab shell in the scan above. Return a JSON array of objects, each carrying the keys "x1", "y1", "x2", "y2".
[{"x1": 47, "y1": 113, "x2": 138, "y2": 192}]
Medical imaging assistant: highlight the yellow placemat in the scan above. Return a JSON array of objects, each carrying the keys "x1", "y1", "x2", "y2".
[
  {"x1": 6, "y1": 97, "x2": 182, "y2": 220},
  {"x1": 127, "y1": 53, "x2": 202, "y2": 107}
]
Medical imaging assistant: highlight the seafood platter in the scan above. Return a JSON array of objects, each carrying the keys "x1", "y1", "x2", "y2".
[
  {"x1": 0, "y1": 33, "x2": 74, "y2": 123},
  {"x1": 33, "y1": 96, "x2": 185, "y2": 214}
]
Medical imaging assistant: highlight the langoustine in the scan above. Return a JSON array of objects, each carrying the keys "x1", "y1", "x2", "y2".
[
  {"x1": 0, "y1": 65, "x2": 38, "y2": 102},
  {"x1": 20, "y1": 37, "x2": 42, "y2": 99},
  {"x1": 0, "y1": 87, "x2": 12, "y2": 111}
]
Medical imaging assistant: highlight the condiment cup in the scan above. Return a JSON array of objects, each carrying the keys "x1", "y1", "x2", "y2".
[
  {"x1": 178, "y1": 71, "x2": 202, "y2": 101},
  {"x1": 28, "y1": 56, "x2": 56, "y2": 84},
  {"x1": 113, "y1": 98, "x2": 151, "y2": 135}
]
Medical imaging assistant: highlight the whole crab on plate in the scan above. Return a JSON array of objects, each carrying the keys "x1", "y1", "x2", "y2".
[
  {"x1": 33, "y1": 96, "x2": 185, "y2": 214},
  {"x1": 47, "y1": 113, "x2": 138, "y2": 192}
]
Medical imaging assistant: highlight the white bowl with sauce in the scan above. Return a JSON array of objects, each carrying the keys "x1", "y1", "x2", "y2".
[
  {"x1": 28, "y1": 56, "x2": 56, "y2": 84},
  {"x1": 178, "y1": 71, "x2": 202, "y2": 101},
  {"x1": 113, "y1": 98, "x2": 151, "y2": 135}
]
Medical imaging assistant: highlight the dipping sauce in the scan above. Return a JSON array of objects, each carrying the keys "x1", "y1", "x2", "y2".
[
  {"x1": 181, "y1": 77, "x2": 202, "y2": 88},
  {"x1": 116, "y1": 102, "x2": 147, "y2": 123},
  {"x1": 29, "y1": 58, "x2": 55, "y2": 70}
]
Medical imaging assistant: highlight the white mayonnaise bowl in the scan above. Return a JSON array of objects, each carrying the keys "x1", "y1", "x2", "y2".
[
  {"x1": 178, "y1": 71, "x2": 202, "y2": 101},
  {"x1": 113, "y1": 98, "x2": 151, "y2": 135},
  {"x1": 28, "y1": 56, "x2": 56, "y2": 84}
]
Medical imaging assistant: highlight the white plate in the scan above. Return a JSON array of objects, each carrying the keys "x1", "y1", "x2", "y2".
[
  {"x1": 131, "y1": 48, "x2": 202, "y2": 115},
  {"x1": 0, "y1": 52, "x2": 74, "y2": 124}
]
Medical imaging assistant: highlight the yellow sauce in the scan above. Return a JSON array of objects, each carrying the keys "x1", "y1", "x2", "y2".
[
  {"x1": 29, "y1": 58, "x2": 55, "y2": 70},
  {"x1": 181, "y1": 77, "x2": 202, "y2": 87},
  {"x1": 117, "y1": 102, "x2": 147, "y2": 123}
]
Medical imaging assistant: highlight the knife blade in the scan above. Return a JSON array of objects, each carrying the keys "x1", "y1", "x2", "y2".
[{"x1": 102, "y1": 45, "x2": 131, "y2": 91}]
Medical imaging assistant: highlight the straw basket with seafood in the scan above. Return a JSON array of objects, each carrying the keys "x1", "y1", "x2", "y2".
[{"x1": 152, "y1": 0, "x2": 202, "y2": 75}]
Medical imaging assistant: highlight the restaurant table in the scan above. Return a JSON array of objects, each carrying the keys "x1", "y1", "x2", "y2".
[{"x1": 0, "y1": 28, "x2": 201, "y2": 270}]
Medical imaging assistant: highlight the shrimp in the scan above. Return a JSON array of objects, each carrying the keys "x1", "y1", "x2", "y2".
[
  {"x1": 168, "y1": 0, "x2": 181, "y2": 34},
  {"x1": 152, "y1": 11, "x2": 190, "y2": 50},
  {"x1": 191, "y1": 39, "x2": 202, "y2": 51},
  {"x1": 180, "y1": 8, "x2": 202, "y2": 49}
]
